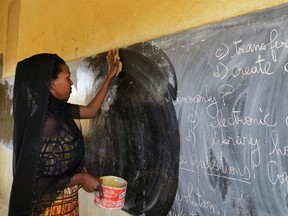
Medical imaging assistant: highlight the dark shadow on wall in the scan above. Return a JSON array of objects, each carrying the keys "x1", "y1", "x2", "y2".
[
  {"x1": 0, "y1": 80, "x2": 13, "y2": 144},
  {"x1": 0, "y1": 54, "x2": 3, "y2": 77},
  {"x1": 84, "y1": 42, "x2": 180, "y2": 216}
]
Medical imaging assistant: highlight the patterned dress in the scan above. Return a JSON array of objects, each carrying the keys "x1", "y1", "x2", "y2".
[
  {"x1": 33, "y1": 104, "x2": 84, "y2": 215},
  {"x1": 40, "y1": 185, "x2": 80, "y2": 216}
]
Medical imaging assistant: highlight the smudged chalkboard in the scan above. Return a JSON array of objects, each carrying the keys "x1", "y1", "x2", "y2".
[
  {"x1": 83, "y1": 43, "x2": 180, "y2": 216},
  {"x1": 0, "y1": 53, "x2": 3, "y2": 77},
  {"x1": 0, "y1": 78, "x2": 14, "y2": 147}
]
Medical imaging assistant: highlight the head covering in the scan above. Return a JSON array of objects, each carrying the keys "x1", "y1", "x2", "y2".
[
  {"x1": 9, "y1": 54, "x2": 84, "y2": 215},
  {"x1": 9, "y1": 54, "x2": 56, "y2": 215}
]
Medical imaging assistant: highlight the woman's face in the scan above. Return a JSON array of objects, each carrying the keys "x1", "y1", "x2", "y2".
[{"x1": 50, "y1": 63, "x2": 73, "y2": 101}]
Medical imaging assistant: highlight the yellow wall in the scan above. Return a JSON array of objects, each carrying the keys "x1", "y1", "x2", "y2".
[
  {"x1": 0, "y1": 0, "x2": 288, "y2": 77},
  {"x1": 1, "y1": 0, "x2": 288, "y2": 214},
  {"x1": 0, "y1": 0, "x2": 10, "y2": 77},
  {"x1": 0, "y1": 0, "x2": 10, "y2": 53}
]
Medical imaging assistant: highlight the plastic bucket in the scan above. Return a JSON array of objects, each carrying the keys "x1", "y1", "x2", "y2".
[{"x1": 95, "y1": 176, "x2": 127, "y2": 209}]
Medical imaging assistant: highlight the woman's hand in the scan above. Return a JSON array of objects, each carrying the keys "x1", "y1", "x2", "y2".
[
  {"x1": 70, "y1": 172, "x2": 104, "y2": 199},
  {"x1": 106, "y1": 49, "x2": 122, "y2": 78},
  {"x1": 78, "y1": 48, "x2": 122, "y2": 119}
]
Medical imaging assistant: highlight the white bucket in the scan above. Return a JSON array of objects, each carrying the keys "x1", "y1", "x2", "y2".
[{"x1": 94, "y1": 176, "x2": 127, "y2": 209}]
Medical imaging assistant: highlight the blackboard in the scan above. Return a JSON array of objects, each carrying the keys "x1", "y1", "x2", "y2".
[
  {"x1": 80, "y1": 43, "x2": 180, "y2": 216},
  {"x1": 160, "y1": 4, "x2": 288, "y2": 216},
  {"x1": 68, "y1": 4, "x2": 288, "y2": 216}
]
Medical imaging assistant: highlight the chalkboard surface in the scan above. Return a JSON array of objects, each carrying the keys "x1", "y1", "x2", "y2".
[
  {"x1": 69, "y1": 4, "x2": 288, "y2": 216},
  {"x1": 158, "y1": 4, "x2": 288, "y2": 216},
  {"x1": 82, "y1": 43, "x2": 180, "y2": 216}
]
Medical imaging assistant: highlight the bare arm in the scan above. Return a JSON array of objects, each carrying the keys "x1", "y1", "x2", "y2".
[{"x1": 79, "y1": 49, "x2": 121, "y2": 119}]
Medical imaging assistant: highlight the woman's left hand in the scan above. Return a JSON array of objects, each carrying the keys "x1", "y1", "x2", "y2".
[
  {"x1": 106, "y1": 49, "x2": 121, "y2": 78},
  {"x1": 71, "y1": 172, "x2": 104, "y2": 198}
]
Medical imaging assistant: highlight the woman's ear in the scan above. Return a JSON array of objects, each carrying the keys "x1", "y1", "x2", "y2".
[{"x1": 50, "y1": 81, "x2": 56, "y2": 90}]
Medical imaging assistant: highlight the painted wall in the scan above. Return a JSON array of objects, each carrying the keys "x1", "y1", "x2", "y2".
[
  {"x1": 0, "y1": 0, "x2": 10, "y2": 77},
  {"x1": 0, "y1": 0, "x2": 10, "y2": 55},
  {"x1": 1, "y1": 0, "x2": 288, "y2": 215},
  {"x1": 1, "y1": 0, "x2": 288, "y2": 77}
]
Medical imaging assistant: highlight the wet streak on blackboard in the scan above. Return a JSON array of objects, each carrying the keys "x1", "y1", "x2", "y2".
[{"x1": 84, "y1": 43, "x2": 180, "y2": 216}]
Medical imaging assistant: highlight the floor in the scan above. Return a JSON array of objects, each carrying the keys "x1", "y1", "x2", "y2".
[{"x1": 0, "y1": 199, "x2": 8, "y2": 215}]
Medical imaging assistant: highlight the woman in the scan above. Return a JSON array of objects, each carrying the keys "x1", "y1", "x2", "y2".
[{"x1": 9, "y1": 50, "x2": 121, "y2": 215}]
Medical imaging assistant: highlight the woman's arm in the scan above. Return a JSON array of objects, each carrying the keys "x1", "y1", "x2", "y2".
[{"x1": 79, "y1": 49, "x2": 121, "y2": 119}]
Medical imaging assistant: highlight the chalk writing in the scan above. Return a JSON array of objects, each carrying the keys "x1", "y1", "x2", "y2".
[
  {"x1": 173, "y1": 85, "x2": 217, "y2": 105},
  {"x1": 269, "y1": 130, "x2": 288, "y2": 157},
  {"x1": 208, "y1": 128, "x2": 261, "y2": 167},
  {"x1": 179, "y1": 152, "x2": 251, "y2": 183},
  {"x1": 175, "y1": 183, "x2": 221, "y2": 215},
  {"x1": 213, "y1": 55, "x2": 274, "y2": 79},
  {"x1": 215, "y1": 43, "x2": 229, "y2": 60},
  {"x1": 232, "y1": 55, "x2": 274, "y2": 77},
  {"x1": 207, "y1": 103, "x2": 277, "y2": 128},
  {"x1": 234, "y1": 29, "x2": 288, "y2": 62},
  {"x1": 186, "y1": 109, "x2": 199, "y2": 146},
  {"x1": 267, "y1": 160, "x2": 288, "y2": 188}
]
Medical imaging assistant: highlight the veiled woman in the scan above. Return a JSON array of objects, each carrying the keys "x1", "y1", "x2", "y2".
[{"x1": 9, "y1": 50, "x2": 120, "y2": 215}]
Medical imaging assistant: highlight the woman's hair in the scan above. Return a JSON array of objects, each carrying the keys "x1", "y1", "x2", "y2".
[{"x1": 51, "y1": 55, "x2": 65, "y2": 79}]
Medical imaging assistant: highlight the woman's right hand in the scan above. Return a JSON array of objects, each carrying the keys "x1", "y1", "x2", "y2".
[{"x1": 106, "y1": 49, "x2": 121, "y2": 78}]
